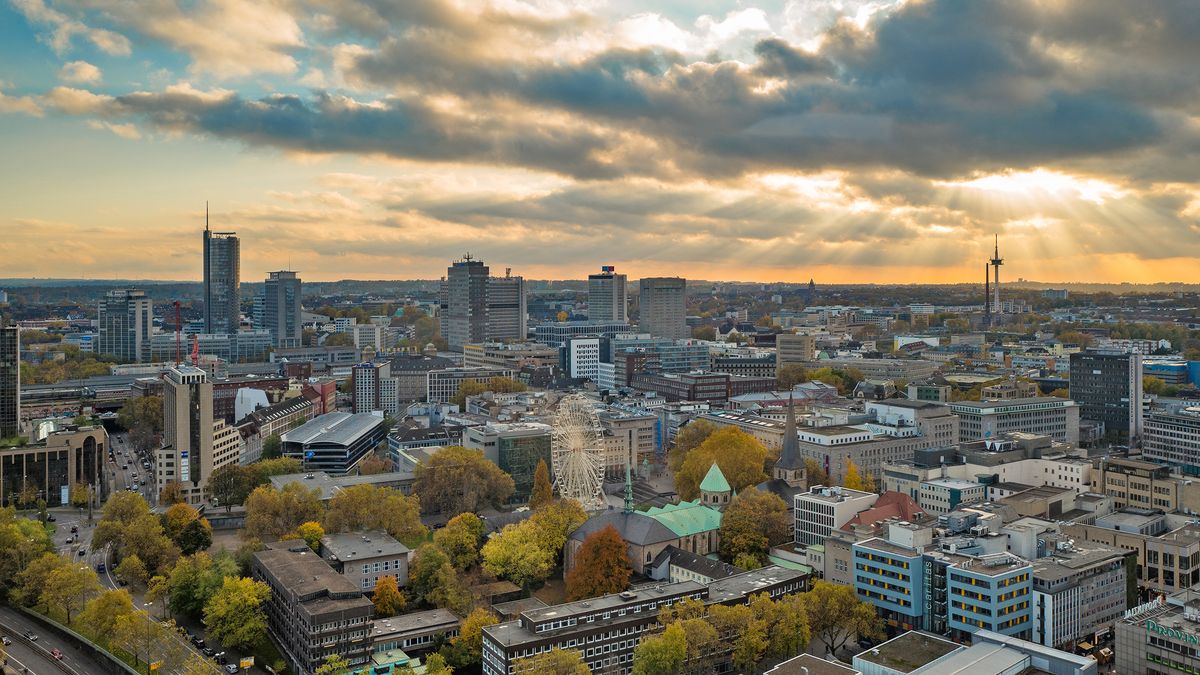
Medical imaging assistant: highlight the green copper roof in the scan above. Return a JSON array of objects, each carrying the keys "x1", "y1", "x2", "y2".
[
  {"x1": 643, "y1": 500, "x2": 723, "y2": 537},
  {"x1": 767, "y1": 556, "x2": 813, "y2": 574},
  {"x1": 699, "y1": 463, "x2": 731, "y2": 493}
]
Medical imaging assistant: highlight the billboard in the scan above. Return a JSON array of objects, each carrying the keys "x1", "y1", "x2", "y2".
[{"x1": 179, "y1": 450, "x2": 190, "y2": 482}]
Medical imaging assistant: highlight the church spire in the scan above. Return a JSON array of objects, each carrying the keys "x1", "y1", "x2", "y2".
[
  {"x1": 778, "y1": 393, "x2": 801, "y2": 470},
  {"x1": 623, "y1": 458, "x2": 634, "y2": 514}
]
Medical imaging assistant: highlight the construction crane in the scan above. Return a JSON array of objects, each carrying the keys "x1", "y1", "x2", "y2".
[{"x1": 173, "y1": 301, "x2": 183, "y2": 366}]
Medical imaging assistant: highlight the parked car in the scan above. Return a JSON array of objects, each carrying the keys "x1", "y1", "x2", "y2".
[
  {"x1": 202, "y1": 647, "x2": 216, "y2": 657},
  {"x1": 224, "y1": 666, "x2": 240, "y2": 674},
  {"x1": 96, "y1": 563, "x2": 106, "y2": 572}
]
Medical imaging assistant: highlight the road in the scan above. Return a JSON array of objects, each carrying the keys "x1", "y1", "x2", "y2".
[
  {"x1": 106, "y1": 432, "x2": 156, "y2": 506},
  {"x1": 0, "y1": 605, "x2": 112, "y2": 675}
]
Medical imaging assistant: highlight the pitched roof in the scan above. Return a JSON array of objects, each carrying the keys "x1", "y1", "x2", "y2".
[
  {"x1": 643, "y1": 500, "x2": 723, "y2": 537},
  {"x1": 777, "y1": 394, "x2": 803, "y2": 470},
  {"x1": 839, "y1": 491, "x2": 925, "y2": 532},
  {"x1": 569, "y1": 510, "x2": 678, "y2": 546},
  {"x1": 700, "y1": 463, "x2": 731, "y2": 493}
]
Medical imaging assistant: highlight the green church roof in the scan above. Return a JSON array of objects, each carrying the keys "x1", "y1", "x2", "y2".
[
  {"x1": 699, "y1": 463, "x2": 731, "y2": 493},
  {"x1": 643, "y1": 500, "x2": 723, "y2": 538}
]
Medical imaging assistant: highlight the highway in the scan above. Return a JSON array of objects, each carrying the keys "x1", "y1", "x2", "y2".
[{"x1": 0, "y1": 605, "x2": 111, "y2": 675}]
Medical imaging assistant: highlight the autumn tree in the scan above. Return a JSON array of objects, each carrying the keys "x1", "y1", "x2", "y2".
[
  {"x1": 413, "y1": 445, "x2": 515, "y2": 515},
  {"x1": 358, "y1": 453, "x2": 391, "y2": 475},
  {"x1": 42, "y1": 563, "x2": 102, "y2": 623},
  {"x1": 674, "y1": 427, "x2": 768, "y2": 501},
  {"x1": 842, "y1": 460, "x2": 866, "y2": 491},
  {"x1": 79, "y1": 589, "x2": 135, "y2": 646},
  {"x1": 481, "y1": 521, "x2": 554, "y2": 589},
  {"x1": 203, "y1": 576, "x2": 271, "y2": 650},
  {"x1": 802, "y1": 580, "x2": 883, "y2": 655},
  {"x1": 118, "y1": 395, "x2": 163, "y2": 453},
  {"x1": 247, "y1": 457, "x2": 303, "y2": 487},
  {"x1": 717, "y1": 489, "x2": 790, "y2": 567},
  {"x1": 776, "y1": 364, "x2": 809, "y2": 389},
  {"x1": 513, "y1": 648, "x2": 591, "y2": 674},
  {"x1": 667, "y1": 419, "x2": 718, "y2": 473},
  {"x1": 69, "y1": 482, "x2": 92, "y2": 508},
  {"x1": 529, "y1": 458, "x2": 553, "y2": 510},
  {"x1": 167, "y1": 552, "x2": 239, "y2": 618},
  {"x1": 409, "y1": 544, "x2": 472, "y2": 614},
  {"x1": 115, "y1": 553, "x2": 149, "y2": 586},
  {"x1": 162, "y1": 503, "x2": 201, "y2": 540},
  {"x1": 528, "y1": 499, "x2": 589, "y2": 558},
  {"x1": 433, "y1": 512, "x2": 484, "y2": 570},
  {"x1": 158, "y1": 481, "x2": 186, "y2": 505},
  {"x1": 322, "y1": 484, "x2": 426, "y2": 547},
  {"x1": 0, "y1": 508, "x2": 54, "y2": 594},
  {"x1": 283, "y1": 521, "x2": 325, "y2": 552},
  {"x1": 565, "y1": 525, "x2": 632, "y2": 601},
  {"x1": 209, "y1": 463, "x2": 253, "y2": 511},
  {"x1": 632, "y1": 622, "x2": 686, "y2": 675},
  {"x1": 315, "y1": 654, "x2": 351, "y2": 675},
  {"x1": 804, "y1": 458, "x2": 829, "y2": 487},
  {"x1": 441, "y1": 607, "x2": 498, "y2": 668},
  {"x1": 243, "y1": 482, "x2": 323, "y2": 541},
  {"x1": 372, "y1": 575, "x2": 407, "y2": 617}
]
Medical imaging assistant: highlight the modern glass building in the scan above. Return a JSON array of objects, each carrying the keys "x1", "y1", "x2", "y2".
[{"x1": 203, "y1": 225, "x2": 241, "y2": 335}]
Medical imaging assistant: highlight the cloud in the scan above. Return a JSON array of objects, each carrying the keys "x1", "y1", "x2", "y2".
[
  {"x1": 58, "y1": 60, "x2": 101, "y2": 84},
  {"x1": 86, "y1": 119, "x2": 140, "y2": 139},
  {"x1": 11, "y1": 0, "x2": 131, "y2": 55},
  {"x1": 0, "y1": 86, "x2": 44, "y2": 116}
]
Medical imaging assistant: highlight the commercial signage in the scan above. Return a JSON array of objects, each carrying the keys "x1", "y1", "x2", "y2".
[
  {"x1": 239, "y1": 656, "x2": 255, "y2": 668},
  {"x1": 60, "y1": 485, "x2": 70, "y2": 504},
  {"x1": 1147, "y1": 620, "x2": 1200, "y2": 645},
  {"x1": 179, "y1": 450, "x2": 190, "y2": 482}
]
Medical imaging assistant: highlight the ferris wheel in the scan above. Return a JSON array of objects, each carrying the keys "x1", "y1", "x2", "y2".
[{"x1": 551, "y1": 394, "x2": 606, "y2": 511}]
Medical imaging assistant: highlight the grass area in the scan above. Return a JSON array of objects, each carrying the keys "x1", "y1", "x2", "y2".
[{"x1": 254, "y1": 635, "x2": 290, "y2": 674}]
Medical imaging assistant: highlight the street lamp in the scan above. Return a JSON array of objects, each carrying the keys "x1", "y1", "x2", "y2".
[{"x1": 144, "y1": 601, "x2": 154, "y2": 675}]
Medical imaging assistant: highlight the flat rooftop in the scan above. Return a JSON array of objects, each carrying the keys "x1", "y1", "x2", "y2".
[
  {"x1": 281, "y1": 412, "x2": 383, "y2": 446},
  {"x1": 321, "y1": 530, "x2": 409, "y2": 562},
  {"x1": 1032, "y1": 542, "x2": 1128, "y2": 582},
  {"x1": 370, "y1": 608, "x2": 460, "y2": 640},
  {"x1": 856, "y1": 631, "x2": 960, "y2": 673}
]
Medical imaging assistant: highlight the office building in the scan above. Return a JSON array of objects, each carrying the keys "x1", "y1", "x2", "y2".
[
  {"x1": 157, "y1": 366, "x2": 241, "y2": 505},
  {"x1": 96, "y1": 289, "x2": 153, "y2": 363},
  {"x1": 319, "y1": 530, "x2": 411, "y2": 591},
  {"x1": 463, "y1": 422, "x2": 552, "y2": 501},
  {"x1": 1091, "y1": 456, "x2": 1196, "y2": 511},
  {"x1": 441, "y1": 256, "x2": 490, "y2": 350},
  {"x1": 352, "y1": 361, "x2": 394, "y2": 414},
  {"x1": 0, "y1": 325, "x2": 17, "y2": 438},
  {"x1": 533, "y1": 321, "x2": 630, "y2": 347},
  {"x1": 795, "y1": 486, "x2": 879, "y2": 547},
  {"x1": 0, "y1": 426, "x2": 107, "y2": 507},
  {"x1": 463, "y1": 342, "x2": 559, "y2": 371},
  {"x1": 426, "y1": 367, "x2": 514, "y2": 404},
  {"x1": 1031, "y1": 541, "x2": 1129, "y2": 649},
  {"x1": 776, "y1": 333, "x2": 817, "y2": 366},
  {"x1": 280, "y1": 412, "x2": 387, "y2": 475},
  {"x1": 1144, "y1": 408, "x2": 1200, "y2": 476},
  {"x1": 918, "y1": 478, "x2": 987, "y2": 515},
  {"x1": 949, "y1": 397, "x2": 1080, "y2": 444},
  {"x1": 253, "y1": 540, "x2": 374, "y2": 675},
  {"x1": 262, "y1": 271, "x2": 302, "y2": 348},
  {"x1": 588, "y1": 266, "x2": 627, "y2": 323},
  {"x1": 1069, "y1": 350, "x2": 1143, "y2": 442},
  {"x1": 487, "y1": 273, "x2": 527, "y2": 342},
  {"x1": 1117, "y1": 590, "x2": 1200, "y2": 675},
  {"x1": 561, "y1": 337, "x2": 604, "y2": 380},
  {"x1": 202, "y1": 223, "x2": 240, "y2": 335},
  {"x1": 637, "y1": 277, "x2": 687, "y2": 340},
  {"x1": 481, "y1": 567, "x2": 809, "y2": 675},
  {"x1": 851, "y1": 629, "x2": 1096, "y2": 675}
]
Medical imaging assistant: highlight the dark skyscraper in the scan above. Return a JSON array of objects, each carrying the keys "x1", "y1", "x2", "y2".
[
  {"x1": 0, "y1": 324, "x2": 18, "y2": 438},
  {"x1": 203, "y1": 209, "x2": 240, "y2": 335},
  {"x1": 1069, "y1": 350, "x2": 1143, "y2": 443},
  {"x1": 263, "y1": 271, "x2": 301, "y2": 348}
]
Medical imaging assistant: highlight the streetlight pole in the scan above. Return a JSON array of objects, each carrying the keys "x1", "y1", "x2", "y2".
[{"x1": 144, "y1": 602, "x2": 153, "y2": 675}]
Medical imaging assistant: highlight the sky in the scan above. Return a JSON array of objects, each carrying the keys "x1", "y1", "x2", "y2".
[{"x1": 0, "y1": 0, "x2": 1197, "y2": 284}]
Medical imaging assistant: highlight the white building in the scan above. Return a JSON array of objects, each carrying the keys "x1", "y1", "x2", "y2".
[
  {"x1": 794, "y1": 485, "x2": 879, "y2": 547},
  {"x1": 919, "y1": 478, "x2": 987, "y2": 515},
  {"x1": 950, "y1": 397, "x2": 1081, "y2": 444},
  {"x1": 426, "y1": 367, "x2": 515, "y2": 404},
  {"x1": 564, "y1": 337, "x2": 602, "y2": 380}
]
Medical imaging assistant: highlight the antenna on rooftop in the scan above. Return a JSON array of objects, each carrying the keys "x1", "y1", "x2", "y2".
[{"x1": 205, "y1": 200, "x2": 209, "y2": 231}]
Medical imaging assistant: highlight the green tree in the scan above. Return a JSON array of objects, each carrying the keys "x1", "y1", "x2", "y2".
[
  {"x1": 718, "y1": 489, "x2": 790, "y2": 566},
  {"x1": 261, "y1": 433, "x2": 283, "y2": 460},
  {"x1": 177, "y1": 518, "x2": 213, "y2": 555},
  {"x1": 667, "y1": 419, "x2": 719, "y2": 473},
  {"x1": 433, "y1": 512, "x2": 484, "y2": 570},
  {"x1": 167, "y1": 552, "x2": 239, "y2": 617},
  {"x1": 209, "y1": 463, "x2": 253, "y2": 511},
  {"x1": 565, "y1": 525, "x2": 632, "y2": 601},
  {"x1": 315, "y1": 654, "x2": 352, "y2": 675},
  {"x1": 203, "y1": 576, "x2": 271, "y2": 650},
  {"x1": 248, "y1": 456, "x2": 301, "y2": 485},
  {"x1": 42, "y1": 563, "x2": 101, "y2": 624},
  {"x1": 776, "y1": 363, "x2": 809, "y2": 389},
  {"x1": 322, "y1": 484, "x2": 427, "y2": 547},
  {"x1": 674, "y1": 427, "x2": 768, "y2": 501},
  {"x1": 372, "y1": 575, "x2": 407, "y2": 617},
  {"x1": 632, "y1": 622, "x2": 687, "y2": 675},
  {"x1": 118, "y1": 396, "x2": 163, "y2": 453},
  {"x1": 409, "y1": 544, "x2": 452, "y2": 604},
  {"x1": 1144, "y1": 376, "x2": 1168, "y2": 395},
  {"x1": 691, "y1": 326, "x2": 717, "y2": 341},
  {"x1": 115, "y1": 553, "x2": 149, "y2": 586},
  {"x1": 513, "y1": 647, "x2": 591, "y2": 674},
  {"x1": 0, "y1": 507, "x2": 54, "y2": 594},
  {"x1": 529, "y1": 458, "x2": 553, "y2": 510},
  {"x1": 413, "y1": 446, "x2": 516, "y2": 515},
  {"x1": 427, "y1": 560, "x2": 473, "y2": 615},
  {"x1": 802, "y1": 580, "x2": 883, "y2": 655},
  {"x1": 79, "y1": 589, "x2": 135, "y2": 645}
]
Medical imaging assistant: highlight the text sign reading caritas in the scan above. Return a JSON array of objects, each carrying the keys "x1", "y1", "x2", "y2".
[{"x1": 1148, "y1": 620, "x2": 1200, "y2": 645}]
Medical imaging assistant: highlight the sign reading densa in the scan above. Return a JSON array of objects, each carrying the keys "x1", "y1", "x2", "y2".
[{"x1": 1148, "y1": 620, "x2": 1200, "y2": 645}]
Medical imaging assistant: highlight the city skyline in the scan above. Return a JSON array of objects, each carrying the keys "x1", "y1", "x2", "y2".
[{"x1": 2, "y1": 0, "x2": 1198, "y2": 284}]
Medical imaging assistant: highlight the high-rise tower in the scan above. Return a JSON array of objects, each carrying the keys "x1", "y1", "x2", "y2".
[
  {"x1": 203, "y1": 205, "x2": 241, "y2": 335},
  {"x1": 97, "y1": 289, "x2": 153, "y2": 362},
  {"x1": 0, "y1": 324, "x2": 18, "y2": 438},
  {"x1": 262, "y1": 271, "x2": 302, "y2": 348},
  {"x1": 989, "y1": 235, "x2": 1003, "y2": 315},
  {"x1": 637, "y1": 277, "x2": 688, "y2": 340},
  {"x1": 441, "y1": 254, "x2": 490, "y2": 351},
  {"x1": 588, "y1": 266, "x2": 628, "y2": 323}
]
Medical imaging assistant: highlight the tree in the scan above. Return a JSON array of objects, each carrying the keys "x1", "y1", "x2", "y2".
[
  {"x1": 804, "y1": 458, "x2": 828, "y2": 487},
  {"x1": 409, "y1": 544, "x2": 452, "y2": 604},
  {"x1": 718, "y1": 489, "x2": 790, "y2": 566},
  {"x1": 203, "y1": 576, "x2": 271, "y2": 650},
  {"x1": 14, "y1": 552, "x2": 67, "y2": 610},
  {"x1": 69, "y1": 482, "x2": 92, "y2": 508},
  {"x1": 674, "y1": 427, "x2": 769, "y2": 501},
  {"x1": 423, "y1": 652, "x2": 453, "y2": 675},
  {"x1": 632, "y1": 622, "x2": 686, "y2": 675},
  {"x1": 243, "y1": 482, "x2": 323, "y2": 541},
  {"x1": 409, "y1": 544, "x2": 471, "y2": 613},
  {"x1": 372, "y1": 575, "x2": 407, "y2": 617},
  {"x1": 324, "y1": 332, "x2": 355, "y2": 347},
  {"x1": 566, "y1": 525, "x2": 632, "y2": 601},
  {"x1": 118, "y1": 396, "x2": 163, "y2": 453},
  {"x1": 1048, "y1": 387, "x2": 1070, "y2": 398},
  {"x1": 529, "y1": 458, "x2": 553, "y2": 510},
  {"x1": 359, "y1": 454, "x2": 391, "y2": 475},
  {"x1": 177, "y1": 518, "x2": 213, "y2": 555},
  {"x1": 1145, "y1": 376, "x2": 1168, "y2": 395},
  {"x1": 451, "y1": 376, "x2": 527, "y2": 408},
  {"x1": 513, "y1": 648, "x2": 591, "y2": 674},
  {"x1": 42, "y1": 563, "x2": 101, "y2": 624},
  {"x1": 248, "y1": 457, "x2": 303, "y2": 486},
  {"x1": 284, "y1": 521, "x2": 325, "y2": 552},
  {"x1": 692, "y1": 326, "x2": 717, "y2": 341},
  {"x1": 315, "y1": 654, "x2": 352, "y2": 675},
  {"x1": 0, "y1": 508, "x2": 54, "y2": 594},
  {"x1": 162, "y1": 503, "x2": 201, "y2": 540},
  {"x1": 209, "y1": 464, "x2": 253, "y2": 511},
  {"x1": 527, "y1": 499, "x2": 589, "y2": 561},
  {"x1": 323, "y1": 484, "x2": 427, "y2": 547},
  {"x1": 1056, "y1": 330, "x2": 1094, "y2": 348},
  {"x1": 158, "y1": 481, "x2": 186, "y2": 506},
  {"x1": 442, "y1": 607, "x2": 498, "y2": 668},
  {"x1": 413, "y1": 445, "x2": 515, "y2": 515},
  {"x1": 843, "y1": 460, "x2": 865, "y2": 491},
  {"x1": 115, "y1": 553, "x2": 149, "y2": 586},
  {"x1": 79, "y1": 589, "x2": 135, "y2": 645},
  {"x1": 482, "y1": 522, "x2": 555, "y2": 589},
  {"x1": 776, "y1": 363, "x2": 809, "y2": 389},
  {"x1": 433, "y1": 512, "x2": 484, "y2": 570},
  {"x1": 145, "y1": 575, "x2": 170, "y2": 614},
  {"x1": 667, "y1": 419, "x2": 719, "y2": 473},
  {"x1": 101, "y1": 490, "x2": 152, "y2": 525},
  {"x1": 802, "y1": 580, "x2": 883, "y2": 655},
  {"x1": 120, "y1": 514, "x2": 181, "y2": 575},
  {"x1": 167, "y1": 552, "x2": 239, "y2": 618},
  {"x1": 260, "y1": 433, "x2": 283, "y2": 460}
]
